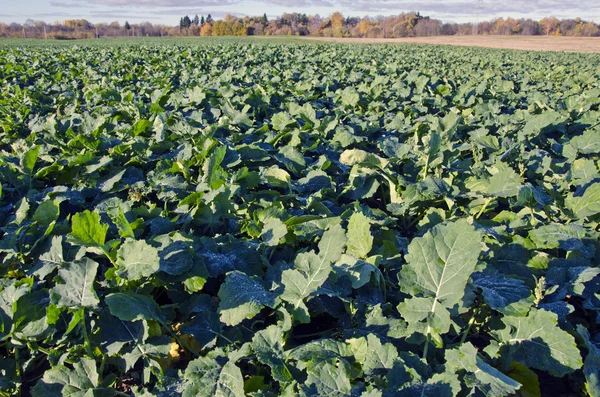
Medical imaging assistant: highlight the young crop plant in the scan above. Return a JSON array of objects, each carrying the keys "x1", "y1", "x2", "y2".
[{"x1": 0, "y1": 37, "x2": 599, "y2": 396}]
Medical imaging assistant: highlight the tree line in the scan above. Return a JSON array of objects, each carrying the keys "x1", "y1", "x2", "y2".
[{"x1": 1, "y1": 12, "x2": 599, "y2": 39}]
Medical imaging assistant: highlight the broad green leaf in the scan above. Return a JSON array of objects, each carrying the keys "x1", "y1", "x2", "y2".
[
  {"x1": 260, "y1": 217, "x2": 287, "y2": 247},
  {"x1": 68, "y1": 210, "x2": 108, "y2": 248},
  {"x1": 300, "y1": 363, "x2": 352, "y2": 397},
  {"x1": 31, "y1": 358, "x2": 113, "y2": 397},
  {"x1": 116, "y1": 239, "x2": 160, "y2": 281},
  {"x1": 33, "y1": 200, "x2": 59, "y2": 226},
  {"x1": 566, "y1": 183, "x2": 600, "y2": 219},
  {"x1": 21, "y1": 145, "x2": 40, "y2": 173},
  {"x1": 181, "y1": 311, "x2": 221, "y2": 350},
  {"x1": 318, "y1": 223, "x2": 347, "y2": 264},
  {"x1": 445, "y1": 343, "x2": 521, "y2": 397},
  {"x1": 494, "y1": 308, "x2": 582, "y2": 377},
  {"x1": 506, "y1": 362, "x2": 541, "y2": 397},
  {"x1": 183, "y1": 356, "x2": 244, "y2": 397},
  {"x1": 346, "y1": 212, "x2": 373, "y2": 259},
  {"x1": 341, "y1": 87, "x2": 360, "y2": 107},
  {"x1": 577, "y1": 325, "x2": 600, "y2": 397},
  {"x1": 50, "y1": 258, "x2": 99, "y2": 309},
  {"x1": 105, "y1": 292, "x2": 166, "y2": 323},
  {"x1": 398, "y1": 220, "x2": 482, "y2": 334},
  {"x1": 570, "y1": 129, "x2": 600, "y2": 154},
  {"x1": 397, "y1": 296, "x2": 451, "y2": 335},
  {"x1": 218, "y1": 272, "x2": 275, "y2": 326},
  {"x1": 271, "y1": 112, "x2": 297, "y2": 131},
  {"x1": 528, "y1": 223, "x2": 587, "y2": 251},
  {"x1": 288, "y1": 339, "x2": 356, "y2": 377},
  {"x1": 486, "y1": 163, "x2": 523, "y2": 197},
  {"x1": 280, "y1": 224, "x2": 346, "y2": 322},
  {"x1": 339, "y1": 148, "x2": 389, "y2": 169},
  {"x1": 107, "y1": 206, "x2": 135, "y2": 239},
  {"x1": 472, "y1": 272, "x2": 533, "y2": 316},
  {"x1": 252, "y1": 325, "x2": 292, "y2": 382},
  {"x1": 32, "y1": 236, "x2": 64, "y2": 279},
  {"x1": 202, "y1": 145, "x2": 227, "y2": 190}
]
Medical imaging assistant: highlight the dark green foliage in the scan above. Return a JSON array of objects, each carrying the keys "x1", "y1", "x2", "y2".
[{"x1": 0, "y1": 39, "x2": 599, "y2": 396}]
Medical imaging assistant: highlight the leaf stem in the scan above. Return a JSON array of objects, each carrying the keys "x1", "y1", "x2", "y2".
[
  {"x1": 101, "y1": 248, "x2": 117, "y2": 267},
  {"x1": 475, "y1": 197, "x2": 493, "y2": 219},
  {"x1": 80, "y1": 308, "x2": 94, "y2": 358},
  {"x1": 460, "y1": 315, "x2": 477, "y2": 345},
  {"x1": 422, "y1": 334, "x2": 430, "y2": 360}
]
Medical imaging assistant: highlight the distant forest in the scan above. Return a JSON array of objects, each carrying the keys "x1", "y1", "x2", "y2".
[{"x1": 1, "y1": 12, "x2": 599, "y2": 39}]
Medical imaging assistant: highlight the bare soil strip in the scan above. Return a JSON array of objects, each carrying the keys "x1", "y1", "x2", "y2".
[{"x1": 301, "y1": 35, "x2": 600, "y2": 53}]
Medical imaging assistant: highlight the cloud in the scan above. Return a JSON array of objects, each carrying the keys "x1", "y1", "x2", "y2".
[
  {"x1": 50, "y1": 0, "x2": 238, "y2": 7},
  {"x1": 42, "y1": 0, "x2": 600, "y2": 23}
]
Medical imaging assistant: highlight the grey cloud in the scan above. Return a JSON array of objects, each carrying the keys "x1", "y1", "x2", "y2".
[
  {"x1": 334, "y1": 0, "x2": 600, "y2": 15},
  {"x1": 51, "y1": 0, "x2": 238, "y2": 7}
]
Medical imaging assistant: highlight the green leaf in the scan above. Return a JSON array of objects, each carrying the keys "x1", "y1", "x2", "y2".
[
  {"x1": 260, "y1": 217, "x2": 287, "y2": 247},
  {"x1": 271, "y1": 112, "x2": 297, "y2": 131},
  {"x1": 202, "y1": 145, "x2": 227, "y2": 190},
  {"x1": 318, "y1": 223, "x2": 347, "y2": 264},
  {"x1": 577, "y1": 325, "x2": 600, "y2": 397},
  {"x1": 445, "y1": 343, "x2": 521, "y2": 397},
  {"x1": 218, "y1": 272, "x2": 275, "y2": 326},
  {"x1": 21, "y1": 145, "x2": 40, "y2": 173},
  {"x1": 31, "y1": 358, "x2": 114, "y2": 397},
  {"x1": 494, "y1": 308, "x2": 582, "y2": 377},
  {"x1": 108, "y1": 206, "x2": 136, "y2": 239},
  {"x1": 288, "y1": 339, "x2": 357, "y2": 377},
  {"x1": 346, "y1": 212, "x2": 373, "y2": 259},
  {"x1": 252, "y1": 325, "x2": 292, "y2": 382},
  {"x1": 182, "y1": 356, "x2": 244, "y2": 397},
  {"x1": 506, "y1": 362, "x2": 541, "y2": 397},
  {"x1": 280, "y1": 224, "x2": 346, "y2": 322},
  {"x1": 486, "y1": 163, "x2": 523, "y2": 197},
  {"x1": 360, "y1": 334, "x2": 398, "y2": 375},
  {"x1": 68, "y1": 210, "x2": 108, "y2": 248},
  {"x1": 528, "y1": 223, "x2": 587, "y2": 251},
  {"x1": 116, "y1": 239, "x2": 160, "y2": 281},
  {"x1": 472, "y1": 273, "x2": 533, "y2": 316},
  {"x1": 33, "y1": 200, "x2": 59, "y2": 226},
  {"x1": 300, "y1": 363, "x2": 352, "y2": 397},
  {"x1": 339, "y1": 148, "x2": 389, "y2": 169},
  {"x1": 566, "y1": 183, "x2": 600, "y2": 219},
  {"x1": 341, "y1": 87, "x2": 360, "y2": 107},
  {"x1": 570, "y1": 129, "x2": 600, "y2": 154},
  {"x1": 105, "y1": 292, "x2": 167, "y2": 323},
  {"x1": 50, "y1": 258, "x2": 99, "y2": 309},
  {"x1": 398, "y1": 220, "x2": 482, "y2": 335}
]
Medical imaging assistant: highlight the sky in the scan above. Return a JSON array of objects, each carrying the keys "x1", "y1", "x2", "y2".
[{"x1": 1, "y1": 0, "x2": 598, "y2": 25}]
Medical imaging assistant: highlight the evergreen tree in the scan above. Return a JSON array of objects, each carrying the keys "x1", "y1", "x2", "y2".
[
  {"x1": 207, "y1": 14, "x2": 213, "y2": 23},
  {"x1": 183, "y1": 15, "x2": 192, "y2": 28},
  {"x1": 201, "y1": 15, "x2": 205, "y2": 25},
  {"x1": 179, "y1": 17, "x2": 184, "y2": 29},
  {"x1": 124, "y1": 21, "x2": 131, "y2": 30},
  {"x1": 262, "y1": 13, "x2": 268, "y2": 24},
  {"x1": 193, "y1": 15, "x2": 200, "y2": 26}
]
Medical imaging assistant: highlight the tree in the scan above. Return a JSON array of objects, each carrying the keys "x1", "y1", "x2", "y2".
[
  {"x1": 200, "y1": 23, "x2": 212, "y2": 36},
  {"x1": 331, "y1": 12, "x2": 344, "y2": 38},
  {"x1": 124, "y1": 21, "x2": 131, "y2": 30},
  {"x1": 201, "y1": 15, "x2": 205, "y2": 25},
  {"x1": 262, "y1": 13, "x2": 268, "y2": 25},
  {"x1": 183, "y1": 15, "x2": 192, "y2": 29},
  {"x1": 358, "y1": 18, "x2": 370, "y2": 37},
  {"x1": 193, "y1": 15, "x2": 200, "y2": 26},
  {"x1": 540, "y1": 17, "x2": 560, "y2": 35},
  {"x1": 207, "y1": 14, "x2": 213, "y2": 23}
]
